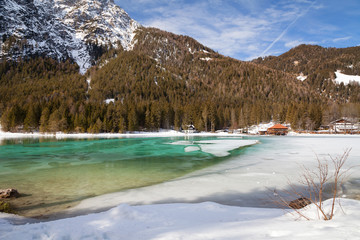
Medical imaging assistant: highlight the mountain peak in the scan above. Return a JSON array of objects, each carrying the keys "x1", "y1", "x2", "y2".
[{"x1": 1, "y1": 0, "x2": 140, "y2": 74}]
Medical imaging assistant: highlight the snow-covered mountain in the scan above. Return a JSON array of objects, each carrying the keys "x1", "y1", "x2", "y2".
[{"x1": 0, "y1": 0, "x2": 140, "y2": 73}]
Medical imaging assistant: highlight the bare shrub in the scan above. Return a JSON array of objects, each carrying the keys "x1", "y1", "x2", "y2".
[{"x1": 271, "y1": 148, "x2": 352, "y2": 220}]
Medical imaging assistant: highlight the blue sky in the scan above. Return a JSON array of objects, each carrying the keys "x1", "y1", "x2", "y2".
[{"x1": 115, "y1": 0, "x2": 360, "y2": 60}]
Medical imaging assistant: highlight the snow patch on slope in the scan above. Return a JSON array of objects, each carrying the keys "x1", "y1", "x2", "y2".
[
  {"x1": 296, "y1": 73, "x2": 307, "y2": 81},
  {"x1": 335, "y1": 70, "x2": 360, "y2": 85},
  {"x1": 200, "y1": 57, "x2": 212, "y2": 61},
  {"x1": 104, "y1": 98, "x2": 115, "y2": 104}
]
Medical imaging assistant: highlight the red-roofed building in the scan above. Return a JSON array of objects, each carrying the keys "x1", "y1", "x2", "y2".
[{"x1": 267, "y1": 124, "x2": 288, "y2": 135}]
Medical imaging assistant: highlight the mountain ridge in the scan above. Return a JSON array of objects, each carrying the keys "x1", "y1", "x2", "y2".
[{"x1": 0, "y1": 0, "x2": 139, "y2": 73}]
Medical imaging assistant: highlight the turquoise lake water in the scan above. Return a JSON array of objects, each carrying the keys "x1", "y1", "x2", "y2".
[
  {"x1": 1, "y1": 135, "x2": 360, "y2": 218},
  {"x1": 0, "y1": 136, "x2": 247, "y2": 217}
]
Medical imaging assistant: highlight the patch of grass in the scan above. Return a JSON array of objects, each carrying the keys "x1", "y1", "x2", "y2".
[{"x1": 0, "y1": 201, "x2": 15, "y2": 214}]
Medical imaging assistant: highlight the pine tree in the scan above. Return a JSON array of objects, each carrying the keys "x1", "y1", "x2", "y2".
[
  {"x1": 209, "y1": 104, "x2": 217, "y2": 132},
  {"x1": 0, "y1": 108, "x2": 12, "y2": 132},
  {"x1": 48, "y1": 110, "x2": 62, "y2": 133},
  {"x1": 39, "y1": 107, "x2": 50, "y2": 133},
  {"x1": 202, "y1": 106, "x2": 208, "y2": 132},
  {"x1": 174, "y1": 108, "x2": 182, "y2": 131},
  {"x1": 24, "y1": 105, "x2": 39, "y2": 132},
  {"x1": 118, "y1": 116, "x2": 126, "y2": 133},
  {"x1": 128, "y1": 108, "x2": 138, "y2": 132}
]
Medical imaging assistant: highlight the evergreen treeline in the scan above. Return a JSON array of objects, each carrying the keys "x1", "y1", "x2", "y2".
[{"x1": 1, "y1": 30, "x2": 359, "y2": 133}]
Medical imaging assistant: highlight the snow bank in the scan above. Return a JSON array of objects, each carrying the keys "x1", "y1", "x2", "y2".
[
  {"x1": 0, "y1": 130, "x2": 246, "y2": 140},
  {"x1": 1, "y1": 199, "x2": 359, "y2": 240},
  {"x1": 335, "y1": 70, "x2": 360, "y2": 85},
  {"x1": 0, "y1": 131, "x2": 52, "y2": 139}
]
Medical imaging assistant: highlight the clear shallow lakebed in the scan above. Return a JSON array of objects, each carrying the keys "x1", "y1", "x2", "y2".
[
  {"x1": 0, "y1": 136, "x2": 255, "y2": 218},
  {"x1": 1, "y1": 135, "x2": 360, "y2": 219}
]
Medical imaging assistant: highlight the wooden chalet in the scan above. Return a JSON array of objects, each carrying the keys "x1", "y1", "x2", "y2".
[
  {"x1": 329, "y1": 118, "x2": 359, "y2": 134},
  {"x1": 267, "y1": 124, "x2": 288, "y2": 135}
]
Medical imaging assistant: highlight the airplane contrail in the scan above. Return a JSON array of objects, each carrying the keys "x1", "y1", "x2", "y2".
[{"x1": 261, "y1": 1, "x2": 316, "y2": 56}]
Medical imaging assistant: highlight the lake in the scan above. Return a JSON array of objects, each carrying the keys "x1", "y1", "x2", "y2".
[{"x1": 1, "y1": 135, "x2": 359, "y2": 218}]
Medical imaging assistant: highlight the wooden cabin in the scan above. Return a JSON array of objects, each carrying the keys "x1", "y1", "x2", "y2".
[
  {"x1": 329, "y1": 118, "x2": 359, "y2": 134},
  {"x1": 267, "y1": 124, "x2": 288, "y2": 135}
]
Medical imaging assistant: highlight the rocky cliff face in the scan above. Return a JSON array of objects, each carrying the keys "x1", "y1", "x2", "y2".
[{"x1": 0, "y1": 0, "x2": 140, "y2": 73}]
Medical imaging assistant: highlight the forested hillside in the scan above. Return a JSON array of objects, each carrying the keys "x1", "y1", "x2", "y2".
[
  {"x1": 253, "y1": 44, "x2": 360, "y2": 104},
  {"x1": 1, "y1": 30, "x2": 359, "y2": 133}
]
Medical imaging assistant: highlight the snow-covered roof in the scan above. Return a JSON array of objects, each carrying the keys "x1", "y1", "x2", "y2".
[{"x1": 330, "y1": 118, "x2": 355, "y2": 124}]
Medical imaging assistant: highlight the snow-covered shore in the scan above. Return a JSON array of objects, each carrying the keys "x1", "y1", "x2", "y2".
[
  {"x1": 0, "y1": 128, "x2": 246, "y2": 140},
  {"x1": 1, "y1": 128, "x2": 359, "y2": 140},
  {"x1": 1, "y1": 199, "x2": 360, "y2": 240}
]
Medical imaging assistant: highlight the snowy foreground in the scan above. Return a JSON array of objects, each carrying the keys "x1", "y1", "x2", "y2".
[{"x1": 1, "y1": 199, "x2": 360, "y2": 240}]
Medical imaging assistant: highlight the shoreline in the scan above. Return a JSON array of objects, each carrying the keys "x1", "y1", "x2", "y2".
[
  {"x1": 0, "y1": 130, "x2": 245, "y2": 140},
  {"x1": 1, "y1": 129, "x2": 360, "y2": 140}
]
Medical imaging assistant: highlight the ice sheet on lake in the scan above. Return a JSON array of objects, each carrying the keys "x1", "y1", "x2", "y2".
[
  {"x1": 197, "y1": 140, "x2": 258, "y2": 157},
  {"x1": 170, "y1": 139, "x2": 258, "y2": 157},
  {"x1": 184, "y1": 146, "x2": 201, "y2": 152}
]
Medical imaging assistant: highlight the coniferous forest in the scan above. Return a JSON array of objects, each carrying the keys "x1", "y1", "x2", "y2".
[{"x1": 1, "y1": 28, "x2": 360, "y2": 133}]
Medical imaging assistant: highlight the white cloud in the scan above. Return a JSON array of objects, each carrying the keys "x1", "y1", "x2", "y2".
[
  {"x1": 333, "y1": 36, "x2": 352, "y2": 43},
  {"x1": 140, "y1": 1, "x2": 287, "y2": 59},
  {"x1": 115, "y1": 0, "x2": 346, "y2": 60},
  {"x1": 285, "y1": 40, "x2": 304, "y2": 48}
]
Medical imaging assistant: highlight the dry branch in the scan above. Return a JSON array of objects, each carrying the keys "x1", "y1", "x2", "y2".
[{"x1": 270, "y1": 148, "x2": 352, "y2": 220}]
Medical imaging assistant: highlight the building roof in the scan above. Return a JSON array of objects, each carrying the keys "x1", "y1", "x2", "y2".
[
  {"x1": 268, "y1": 124, "x2": 288, "y2": 130},
  {"x1": 330, "y1": 118, "x2": 354, "y2": 124}
]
